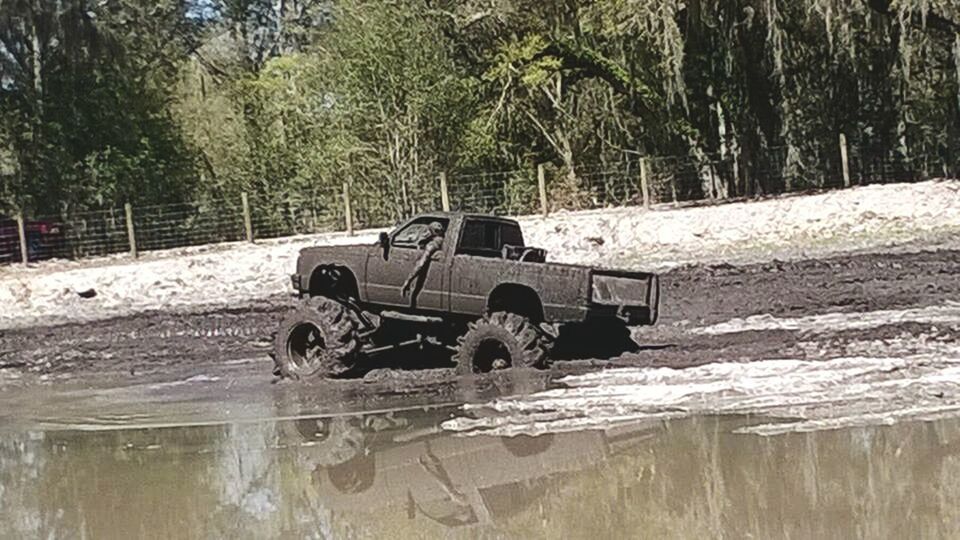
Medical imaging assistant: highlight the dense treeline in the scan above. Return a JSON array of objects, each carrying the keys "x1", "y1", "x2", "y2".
[{"x1": 1, "y1": 0, "x2": 958, "y2": 218}]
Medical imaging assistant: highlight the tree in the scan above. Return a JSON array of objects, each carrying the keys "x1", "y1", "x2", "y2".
[{"x1": 0, "y1": 0, "x2": 201, "y2": 214}]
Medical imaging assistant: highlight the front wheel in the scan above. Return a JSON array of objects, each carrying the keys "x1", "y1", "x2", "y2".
[
  {"x1": 272, "y1": 297, "x2": 362, "y2": 379},
  {"x1": 454, "y1": 312, "x2": 551, "y2": 374}
]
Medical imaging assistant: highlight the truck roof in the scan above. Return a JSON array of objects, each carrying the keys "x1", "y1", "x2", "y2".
[{"x1": 415, "y1": 212, "x2": 520, "y2": 224}]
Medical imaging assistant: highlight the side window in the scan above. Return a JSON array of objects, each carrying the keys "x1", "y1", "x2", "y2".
[{"x1": 391, "y1": 218, "x2": 448, "y2": 249}]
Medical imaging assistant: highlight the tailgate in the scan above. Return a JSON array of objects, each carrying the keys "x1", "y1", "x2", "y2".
[{"x1": 589, "y1": 270, "x2": 660, "y2": 325}]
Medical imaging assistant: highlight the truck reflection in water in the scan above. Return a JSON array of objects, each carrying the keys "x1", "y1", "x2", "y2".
[
  {"x1": 285, "y1": 407, "x2": 659, "y2": 530},
  {"x1": 5, "y1": 407, "x2": 960, "y2": 537}
]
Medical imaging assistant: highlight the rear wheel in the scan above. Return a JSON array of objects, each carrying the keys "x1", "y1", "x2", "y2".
[
  {"x1": 454, "y1": 312, "x2": 551, "y2": 374},
  {"x1": 272, "y1": 297, "x2": 361, "y2": 379}
]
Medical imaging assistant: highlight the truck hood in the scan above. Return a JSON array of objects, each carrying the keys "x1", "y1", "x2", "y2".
[{"x1": 296, "y1": 243, "x2": 373, "y2": 276}]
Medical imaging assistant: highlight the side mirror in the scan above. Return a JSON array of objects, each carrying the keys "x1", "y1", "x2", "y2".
[{"x1": 378, "y1": 232, "x2": 390, "y2": 259}]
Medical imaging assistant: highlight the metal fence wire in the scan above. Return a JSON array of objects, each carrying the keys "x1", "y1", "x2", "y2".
[
  {"x1": 249, "y1": 188, "x2": 343, "y2": 240},
  {"x1": 132, "y1": 201, "x2": 247, "y2": 252},
  {"x1": 30, "y1": 209, "x2": 130, "y2": 260},
  {"x1": 448, "y1": 169, "x2": 539, "y2": 215},
  {"x1": 352, "y1": 175, "x2": 442, "y2": 230},
  {"x1": 3, "y1": 144, "x2": 957, "y2": 264}
]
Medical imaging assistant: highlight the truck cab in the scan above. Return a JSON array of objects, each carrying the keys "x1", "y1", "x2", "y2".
[{"x1": 364, "y1": 213, "x2": 536, "y2": 312}]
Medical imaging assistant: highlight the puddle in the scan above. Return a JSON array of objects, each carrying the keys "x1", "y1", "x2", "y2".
[{"x1": 2, "y1": 405, "x2": 960, "y2": 537}]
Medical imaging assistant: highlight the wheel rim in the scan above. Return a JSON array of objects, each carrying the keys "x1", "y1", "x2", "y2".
[
  {"x1": 287, "y1": 322, "x2": 326, "y2": 371},
  {"x1": 473, "y1": 338, "x2": 512, "y2": 373}
]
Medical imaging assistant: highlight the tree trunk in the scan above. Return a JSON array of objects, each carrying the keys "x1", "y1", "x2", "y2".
[
  {"x1": 31, "y1": 9, "x2": 42, "y2": 116},
  {"x1": 712, "y1": 86, "x2": 730, "y2": 199}
]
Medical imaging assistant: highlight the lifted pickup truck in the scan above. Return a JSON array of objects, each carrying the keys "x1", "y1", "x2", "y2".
[{"x1": 273, "y1": 212, "x2": 659, "y2": 378}]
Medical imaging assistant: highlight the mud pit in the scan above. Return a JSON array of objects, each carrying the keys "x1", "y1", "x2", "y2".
[
  {"x1": 2, "y1": 248, "x2": 959, "y2": 536},
  {"x1": 0, "y1": 248, "x2": 957, "y2": 430}
]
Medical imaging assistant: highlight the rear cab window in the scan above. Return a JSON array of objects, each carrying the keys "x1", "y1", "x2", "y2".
[{"x1": 456, "y1": 218, "x2": 524, "y2": 258}]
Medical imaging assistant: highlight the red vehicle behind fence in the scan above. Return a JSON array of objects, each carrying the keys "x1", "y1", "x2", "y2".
[{"x1": 0, "y1": 217, "x2": 65, "y2": 263}]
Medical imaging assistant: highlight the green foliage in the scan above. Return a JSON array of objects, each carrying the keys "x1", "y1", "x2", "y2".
[
  {"x1": 0, "y1": 0, "x2": 957, "y2": 219},
  {"x1": 0, "y1": 0, "x2": 199, "y2": 214}
]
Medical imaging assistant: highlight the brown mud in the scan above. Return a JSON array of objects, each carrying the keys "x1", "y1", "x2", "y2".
[{"x1": 0, "y1": 248, "x2": 957, "y2": 404}]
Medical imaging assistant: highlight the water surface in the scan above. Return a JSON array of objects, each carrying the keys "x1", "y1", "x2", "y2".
[{"x1": 2, "y1": 406, "x2": 959, "y2": 539}]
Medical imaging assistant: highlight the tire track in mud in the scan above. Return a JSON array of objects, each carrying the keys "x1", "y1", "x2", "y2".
[
  {"x1": 0, "y1": 249, "x2": 957, "y2": 383},
  {"x1": 0, "y1": 301, "x2": 293, "y2": 377},
  {"x1": 660, "y1": 249, "x2": 960, "y2": 326}
]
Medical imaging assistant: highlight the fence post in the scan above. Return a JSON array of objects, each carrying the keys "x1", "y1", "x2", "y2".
[
  {"x1": 342, "y1": 181, "x2": 354, "y2": 236},
  {"x1": 537, "y1": 163, "x2": 549, "y2": 217},
  {"x1": 671, "y1": 176, "x2": 679, "y2": 208},
  {"x1": 839, "y1": 132, "x2": 851, "y2": 188},
  {"x1": 241, "y1": 192, "x2": 254, "y2": 243},
  {"x1": 124, "y1": 202, "x2": 138, "y2": 259},
  {"x1": 15, "y1": 212, "x2": 28, "y2": 264},
  {"x1": 439, "y1": 172, "x2": 451, "y2": 212},
  {"x1": 639, "y1": 157, "x2": 651, "y2": 209},
  {"x1": 733, "y1": 149, "x2": 742, "y2": 198}
]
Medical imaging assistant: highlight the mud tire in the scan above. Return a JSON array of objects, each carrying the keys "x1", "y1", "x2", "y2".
[
  {"x1": 454, "y1": 312, "x2": 550, "y2": 374},
  {"x1": 272, "y1": 297, "x2": 361, "y2": 379}
]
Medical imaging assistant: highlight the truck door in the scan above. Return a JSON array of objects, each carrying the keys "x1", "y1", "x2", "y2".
[
  {"x1": 365, "y1": 216, "x2": 449, "y2": 310},
  {"x1": 448, "y1": 218, "x2": 524, "y2": 314}
]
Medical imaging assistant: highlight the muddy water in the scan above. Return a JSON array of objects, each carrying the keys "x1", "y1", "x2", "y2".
[{"x1": 2, "y1": 406, "x2": 959, "y2": 539}]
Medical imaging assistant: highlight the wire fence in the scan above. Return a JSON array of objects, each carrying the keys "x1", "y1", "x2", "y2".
[
  {"x1": 2, "y1": 141, "x2": 957, "y2": 264},
  {"x1": 248, "y1": 187, "x2": 344, "y2": 240}
]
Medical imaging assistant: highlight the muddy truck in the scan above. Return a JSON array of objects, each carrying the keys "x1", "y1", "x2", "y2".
[{"x1": 273, "y1": 212, "x2": 659, "y2": 378}]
